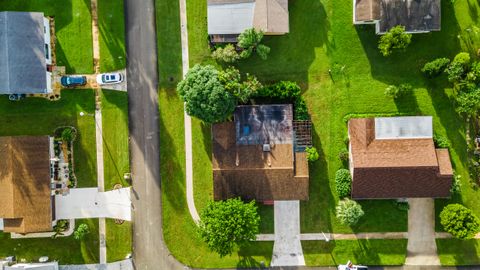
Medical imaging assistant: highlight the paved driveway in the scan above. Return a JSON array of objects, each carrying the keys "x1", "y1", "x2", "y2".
[
  {"x1": 271, "y1": 200, "x2": 306, "y2": 267},
  {"x1": 405, "y1": 198, "x2": 440, "y2": 265},
  {"x1": 55, "y1": 188, "x2": 131, "y2": 221}
]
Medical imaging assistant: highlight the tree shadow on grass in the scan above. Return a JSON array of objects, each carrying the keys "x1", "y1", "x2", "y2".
[
  {"x1": 237, "y1": 242, "x2": 274, "y2": 269},
  {"x1": 393, "y1": 89, "x2": 421, "y2": 114},
  {"x1": 355, "y1": 0, "x2": 462, "y2": 87},
  {"x1": 159, "y1": 90, "x2": 187, "y2": 212},
  {"x1": 235, "y1": 0, "x2": 332, "y2": 89},
  {"x1": 300, "y1": 123, "x2": 333, "y2": 234}
]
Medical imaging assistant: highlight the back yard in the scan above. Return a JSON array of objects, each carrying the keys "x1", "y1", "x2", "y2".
[{"x1": 159, "y1": 0, "x2": 480, "y2": 267}]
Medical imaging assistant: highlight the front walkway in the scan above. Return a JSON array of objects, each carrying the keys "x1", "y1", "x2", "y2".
[
  {"x1": 55, "y1": 188, "x2": 132, "y2": 221},
  {"x1": 405, "y1": 198, "x2": 440, "y2": 265},
  {"x1": 270, "y1": 201, "x2": 305, "y2": 267}
]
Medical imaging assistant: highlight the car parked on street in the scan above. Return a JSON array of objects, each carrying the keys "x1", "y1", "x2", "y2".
[
  {"x1": 96, "y1": 73, "x2": 124, "y2": 85},
  {"x1": 61, "y1": 76, "x2": 87, "y2": 88},
  {"x1": 338, "y1": 261, "x2": 368, "y2": 270}
]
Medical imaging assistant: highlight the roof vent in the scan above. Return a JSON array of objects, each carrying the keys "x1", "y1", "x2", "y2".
[{"x1": 263, "y1": 144, "x2": 271, "y2": 152}]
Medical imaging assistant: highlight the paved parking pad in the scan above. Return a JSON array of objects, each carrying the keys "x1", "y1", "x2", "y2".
[{"x1": 55, "y1": 188, "x2": 131, "y2": 221}]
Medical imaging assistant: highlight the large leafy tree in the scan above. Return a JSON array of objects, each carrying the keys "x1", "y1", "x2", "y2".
[
  {"x1": 440, "y1": 204, "x2": 480, "y2": 239},
  {"x1": 177, "y1": 64, "x2": 237, "y2": 123},
  {"x1": 238, "y1": 28, "x2": 271, "y2": 60},
  {"x1": 378, "y1": 25, "x2": 412, "y2": 57},
  {"x1": 198, "y1": 198, "x2": 260, "y2": 257}
]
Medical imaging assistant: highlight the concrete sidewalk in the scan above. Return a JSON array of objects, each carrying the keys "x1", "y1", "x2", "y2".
[{"x1": 59, "y1": 259, "x2": 132, "y2": 270}]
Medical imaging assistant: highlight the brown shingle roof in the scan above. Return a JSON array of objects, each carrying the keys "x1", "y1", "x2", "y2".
[
  {"x1": 0, "y1": 136, "x2": 53, "y2": 233},
  {"x1": 348, "y1": 118, "x2": 453, "y2": 199},
  {"x1": 355, "y1": 0, "x2": 381, "y2": 21},
  {"x1": 212, "y1": 121, "x2": 309, "y2": 201}
]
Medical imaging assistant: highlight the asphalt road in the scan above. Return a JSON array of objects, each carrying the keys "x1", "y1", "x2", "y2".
[{"x1": 124, "y1": 0, "x2": 183, "y2": 269}]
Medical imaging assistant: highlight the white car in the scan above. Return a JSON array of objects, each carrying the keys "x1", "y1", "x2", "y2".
[
  {"x1": 96, "y1": 73, "x2": 124, "y2": 85},
  {"x1": 338, "y1": 261, "x2": 368, "y2": 270}
]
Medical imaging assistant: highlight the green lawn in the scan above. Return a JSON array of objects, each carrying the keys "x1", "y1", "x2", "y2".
[
  {"x1": 158, "y1": 0, "x2": 480, "y2": 266},
  {"x1": 0, "y1": 219, "x2": 99, "y2": 264},
  {"x1": 437, "y1": 239, "x2": 480, "y2": 265},
  {"x1": 303, "y1": 240, "x2": 407, "y2": 266},
  {"x1": 0, "y1": 0, "x2": 93, "y2": 74},
  {"x1": 101, "y1": 90, "x2": 132, "y2": 262},
  {"x1": 98, "y1": 0, "x2": 126, "y2": 72},
  {"x1": 0, "y1": 90, "x2": 97, "y2": 187},
  {"x1": 0, "y1": 91, "x2": 99, "y2": 263}
]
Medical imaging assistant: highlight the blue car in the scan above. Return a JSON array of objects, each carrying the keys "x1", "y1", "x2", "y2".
[{"x1": 61, "y1": 76, "x2": 87, "y2": 87}]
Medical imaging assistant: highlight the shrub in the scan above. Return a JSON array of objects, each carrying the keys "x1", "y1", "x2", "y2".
[
  {"x1": 421, "y1": 58, "x2": 450, "y2": 78},
  {"x1": 335, "y1": 169, "x2": 352, "y2": 198},
  {"x1": 61, "y1": 128, "x2": 75, "y2": 142},
  {"x1": 446, "y1": 61, "x2": 466, "y2": 83},
  {"x1": 338, "y1": 148, "x2": 349, "y2": 161},
  {"x1": 440, "y1": 204, "x2": 480, "y2": 239},
  {"x1": 305, "y1": 146, "x2": 319, "y2": 162},
  {"x1": 198, "y1": 198, "x2": 260, "y2": 257},
  {"x1": 384, "y1": 84, "x2": 412, "y2": 99},
  {"x1": 451, "y1": 174, "x2": 462, "y2": 194},
  {"x1": 211, "y1": 44, "x2": 240, "y2": 63},
  {"x1": 433, "y1": 134, "x2": 450, "y2": 148},
  {"x1": 74, "y1": 223, "x2": 90, "y2": 240},
  {"x1": 255, "y1": 81, "x2": 308, "y2": 120},
  {"x1": 177, "y1": 64, "x2": 237, "y2": 123},
  {"x1": 378, "y1": 25, "x2": 412, "y2": 57},
  {"x1": 453, "y1": 52, "x2": 471, "y2": 66},
  {"x1": 393, "y1": 201, "x2": 410, "y2": 211},
  {"x1": 336, "y1": 198, "x2": 364, "y2": 226}
]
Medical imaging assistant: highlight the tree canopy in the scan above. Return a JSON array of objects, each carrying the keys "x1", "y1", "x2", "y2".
[
  {"x1": 238, "y1": 28, "x2": 271, "y2": 60},
  {"x1": 177, "y1": 64, "x2": 237, "y2": 123},
  {"x1": 198, "y1": 198, "x2": 260, "y2": 257}
]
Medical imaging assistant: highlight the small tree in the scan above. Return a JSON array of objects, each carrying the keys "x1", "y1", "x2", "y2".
[
  {"x1": 177, "y1": 64, "x2": 237, "y2": 123},
  {"x1": 218, "y1": 67, "x2": 262, "y2": 104},
  {"x1": 335, "y1": 169, "x2": 352, "y2": 198},
  {"x1": 238, "y1": 28, "x2": 271, "y2": 60},
  {"x1": 440, "y1": 204, "x2": 480, "y2": 239},
  {"x1": 378, "y1": 25, "x2": 412, "y2": 57},
  {"x1": 421, "y1": 58, "x2": 450, "y2": 78},
  {"x1": 455, "y1": 90, "x2": 480, "y2": 116},
  {"x1": 336, "y1": 198, "x2": 364, "y2": 226},
  {"x1": 305, "y1": 146, "x2": 319, "y2": 162},
  {"x1": 198, "y1": 198, "x2": 260, "y2": 257},
  {"x1": 74, "y1": 223, "x2": 90, "y2": 240},
  {"x1": 212, "y1": 44, "x2": 240, "y2": 63},
  {"x1": 446, "y1": 52, "x2": 471, "y2": 83}
]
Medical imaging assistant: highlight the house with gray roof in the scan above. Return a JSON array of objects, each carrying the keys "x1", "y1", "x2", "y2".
[
  {"x1": 353, "y1": 0, "x2": 441, "y2": 34},
  {"x1": 208, "y1": 0, "x2": 289, "y2": 43},
  {"x1": 0, "y1": 12, "x2": 53, "y2": 94}
]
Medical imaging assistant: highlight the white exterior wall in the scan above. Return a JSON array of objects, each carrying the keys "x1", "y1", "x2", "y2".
[
  {"x1": 46, "y1": 71, "x2": 52, "y2": 93},
  {"x1": 43, "y1": 17, "x2": 52, "y2": 65}
]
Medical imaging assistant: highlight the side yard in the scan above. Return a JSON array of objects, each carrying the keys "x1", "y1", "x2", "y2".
[
  {"x1": 101, "y1": 90, "x2": 132, "y2": 262},
  {"x1": 0, "y1": 0, "x2": 94, "y2": 74},
  {"x1": 0, "y1": 91, "x2": 99, "y2": 264}
]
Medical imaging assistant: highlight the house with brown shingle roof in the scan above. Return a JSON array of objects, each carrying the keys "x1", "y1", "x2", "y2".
[
  {"x1": 353, "y1": 0, "x2": 441, "y2": 34},
  {"x1": 0, "y1": 136, "x2": 54, "y2": 234},
  {"x1": 348, "y1": 116, "x2": 453, "y2": 199},
  {"x1": 208, "y1": 0, "x2": 289, "y2": 43},
  {"x1": 212, "y1": 105, "x2": 309, "y2": 201}
]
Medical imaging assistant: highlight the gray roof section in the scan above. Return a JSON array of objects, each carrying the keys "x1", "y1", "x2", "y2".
[
  {"x1": 0, "y1": 12, "x2": 47, "y2": 94},
  {"x1": 208, "y1": 1, "x2": 255, "y2": 34},
  {"x1": 378, "y1": 0, "x2": 441, "y2": 33}
]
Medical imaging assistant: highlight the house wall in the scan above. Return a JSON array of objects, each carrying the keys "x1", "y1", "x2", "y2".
[{"x1": 43, "y1": 17, "x2": 52, "y2": 65}]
